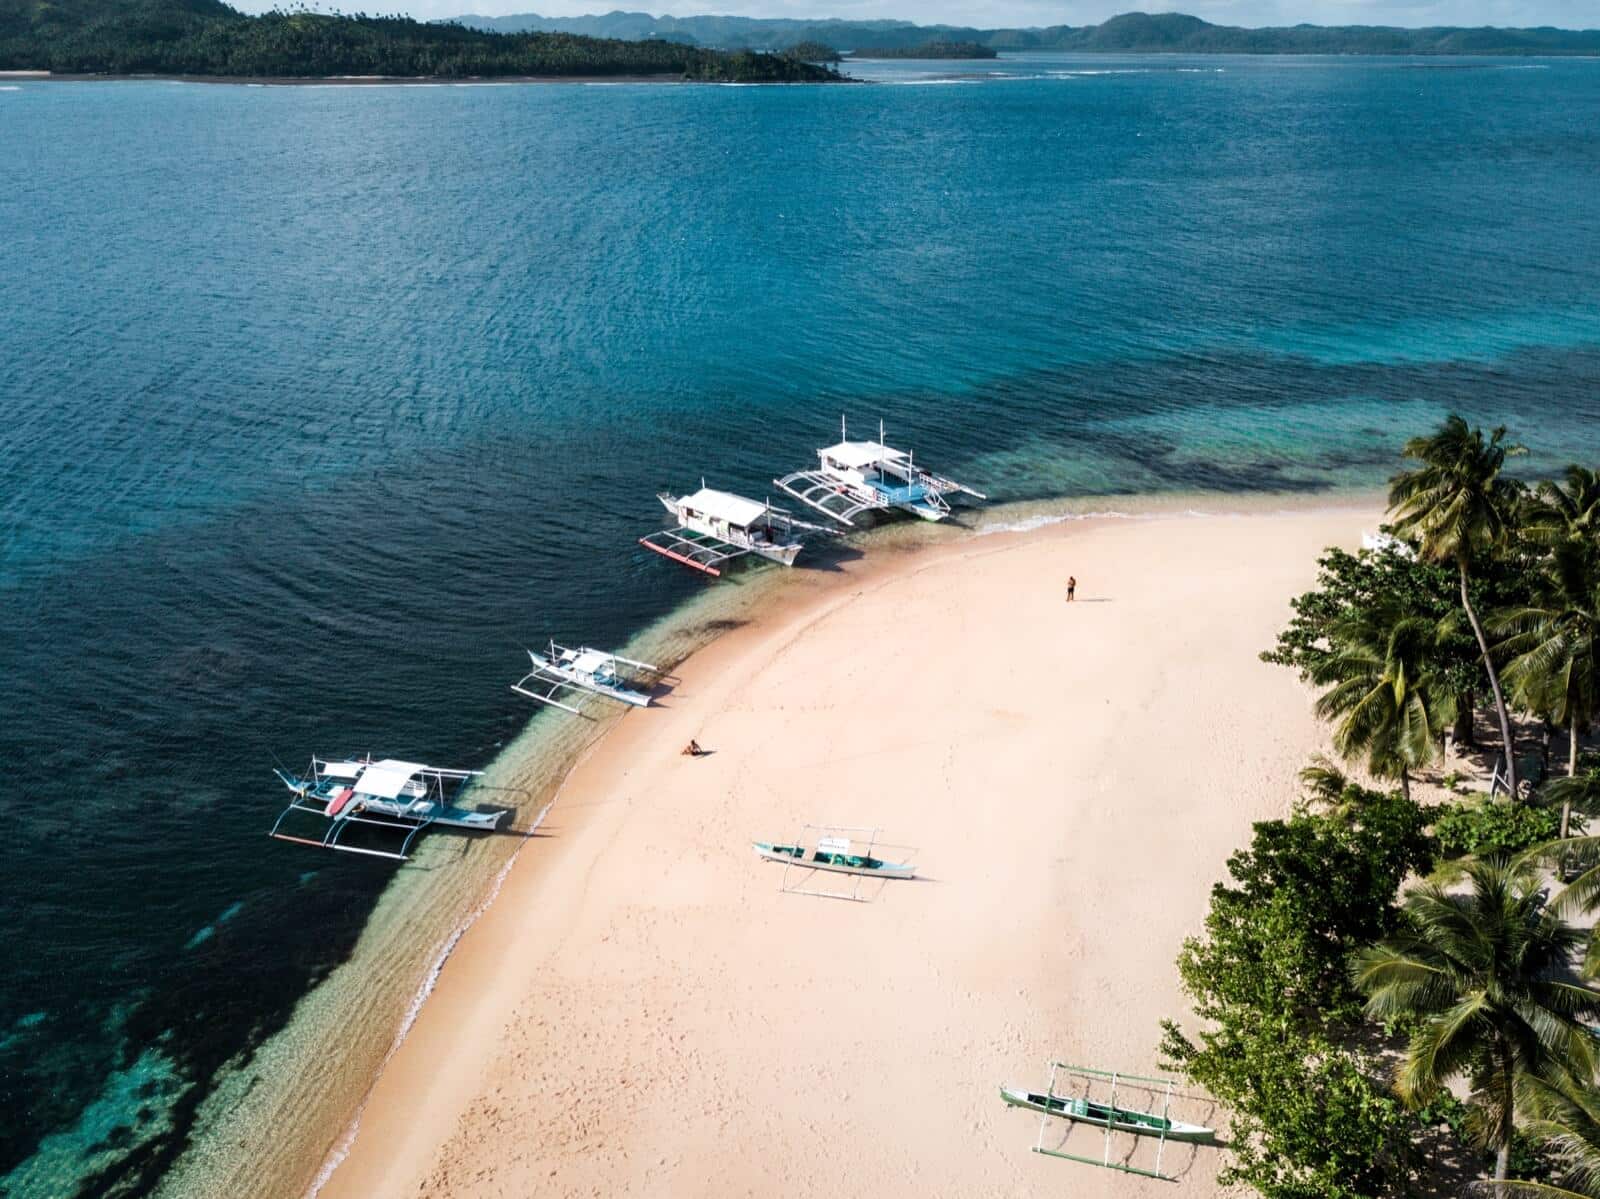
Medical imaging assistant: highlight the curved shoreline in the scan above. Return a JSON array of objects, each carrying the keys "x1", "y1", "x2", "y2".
[
  {"x1": 308, "y1": 492, "x2": 1380, "y2": 1199},
  {"x1": 137, "y1": 488, "x2": 1383, "y2": 1199}
]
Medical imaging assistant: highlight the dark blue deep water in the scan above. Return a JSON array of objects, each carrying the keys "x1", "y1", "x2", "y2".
[{"x1": 3, "y1": 54, "x2": 1599, "y2": 1195}]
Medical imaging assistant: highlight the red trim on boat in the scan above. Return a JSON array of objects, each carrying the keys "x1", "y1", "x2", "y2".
[
  {"x1": 326, "y1": 787, "x2": 354, "y2": 817},
  {"x1": 638, "y1": 537, "x2": 721, "y2": 576}
]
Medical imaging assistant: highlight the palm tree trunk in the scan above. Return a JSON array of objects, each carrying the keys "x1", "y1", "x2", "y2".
[
  {"x1": 1456, "y1": 690, "x2": 1477, "y2": 748},
  {"x1": 1495, "y1": 1044, "x2": 1515, "y2": 1181},
  {"x1": 1399, "y1": 768, "x2": 1411, "y2": 801},
  {"x1": 1459, "y1": 562, "x2": 1518, "y2": 800},
  {"x1": 1564, "y1": 722, "x2": 1580, "y2": 839}
]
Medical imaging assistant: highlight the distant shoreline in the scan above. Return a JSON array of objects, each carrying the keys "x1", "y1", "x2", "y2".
[
  {"x1": 8, "y1": 71, "x2": 698, "y2": 86},
  {"x1": 451, "y1": 10, "x2": 1600, "y2": 58}
]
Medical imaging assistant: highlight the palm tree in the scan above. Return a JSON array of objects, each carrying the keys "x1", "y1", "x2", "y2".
[
  {"x1": 1389, "y1": 415, "x2": 1526, "y2": 798},
  {"x1": 1500, "y1": 540, "x2": 1600, "y2": 835},
  {"x1": 1465, "y1": 1071, "x2": 1600, "y2": 1197},
  {"x1": 1515, "y1": 1068, "x2": 1600, "y2": 1197},
  {"x1": 1353, "y1": 858, "x2": 1600, "y2": 1182},
  {"x1": 1545, "y1": 773, "x2": 1600, "y2": 844},
  {"x1": 1311, "y1": 608, "x2": 1455, "y2": 799},
  {"x1": 1524, "y1": 466, "x2": 1600, "y2": 548}
]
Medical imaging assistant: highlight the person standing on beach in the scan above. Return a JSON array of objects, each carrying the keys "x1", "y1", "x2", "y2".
[{"x1": 1066, "y1": 576, "x2": 1076, "y2": 602}]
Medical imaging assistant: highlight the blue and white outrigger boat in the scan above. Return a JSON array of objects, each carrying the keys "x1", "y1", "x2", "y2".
[
  {"x1": 512, "y1": 640, "x2": 662, "y2": 715},
  {"x1": 269, "y1": 756, "x2": 504, "y2": 861},
  {"x1": 773, "y1": 418, "x2": 985, "y2": 527}
]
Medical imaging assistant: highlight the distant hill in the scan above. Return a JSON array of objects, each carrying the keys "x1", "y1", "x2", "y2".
[
  {"x1": 0, "y1": 0, "x2": 838, "y2": 79},
  {"x1": 449, "y1": 9, "x2": 1600, "y2": 56}
]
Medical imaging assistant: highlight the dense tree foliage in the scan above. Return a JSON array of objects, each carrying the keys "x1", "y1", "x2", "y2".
[
  {"x1": 1310, "y1": 608, "x2": 1459, "y2": 796},
  {"x1": 1162, "y1": 789, "x2": 1435, "y2": 1197},
  {"x1": 1390, "y1": 417, "x2": 1529, "y2": 795},
  {"x1": 848, "y1": 41, "x2": 997, "y2": 59},
  {"x1": 1174, "y1": 792, "x2": 1433, "y2": 1029},
  {"x1": 1236, "y1": 415, "x2": 1600, "y2": 1196},
  {"x1": 1265, "y1": 546, "x2": 1487, "y2": 693},
  {"x1": 1355, "y1": 860, "x2": 1600, "y2": 1181},
  {"x1": 0, "y1": 0, "x2": 840, "y2": 80},
  {"x1": 1500, "y1": 540, "x2": 1600, "y2": 794},
  {"x1": 1434, "y1": 800, "x2": 1562, "y2": 858},
  {"x1": 782, "y1": 39, "x2": 839, "y2": 62}
]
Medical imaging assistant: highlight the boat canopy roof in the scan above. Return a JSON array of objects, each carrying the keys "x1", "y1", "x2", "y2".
[
  {"x1": 820, "y1": 440, "x2": 908, "y2": 469},
  {"x1": 572, "y1": 649, "x2": 612, "y2": 675},
  {"x1": 680, "y1": 487, "x2": 769, "y2": 528},
  {"x1": 353, "y1": 759, "x2": 426, "y2": 799}
]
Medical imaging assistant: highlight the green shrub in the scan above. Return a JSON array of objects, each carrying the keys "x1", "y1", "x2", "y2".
[
  {"x1": 1434, "y1": 800, "x2": 1561, "y2": 858},
  {"x1": 1163, "y1": 794, "x2": 1436, "y2": 1197}
]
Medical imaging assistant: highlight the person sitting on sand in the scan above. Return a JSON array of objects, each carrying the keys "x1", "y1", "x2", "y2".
[{"x1": 682, "y1": 739, "x2": 705, "y2": 757}]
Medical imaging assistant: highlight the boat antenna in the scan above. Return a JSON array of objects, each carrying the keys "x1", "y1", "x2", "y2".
[{"x1": 841, "y1": 413, "x2": 847, "y2": 442}]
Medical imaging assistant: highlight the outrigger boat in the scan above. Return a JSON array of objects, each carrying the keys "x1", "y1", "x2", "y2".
[
  {"x1": 511, "y1": 640, "x2": 661, "y2": 715},
  {"x1": 773, "y1": 417, "x2": 985, "y2": 527},
  {"x1": 639, "y1": 485, "x2": 829, "y2": 577},
  {"x1": 1000, "y1": 1085, "x2": 1214, "y2": 1144},
  {"x1": 753, "y1": 837, "x2": 917, "y2": 880},
  {"x1": 269, "y1": 756, "x2": 505, "y2": 861}
]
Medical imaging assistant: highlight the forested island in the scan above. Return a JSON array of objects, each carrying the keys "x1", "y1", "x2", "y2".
[
  {"x1": 460, "y1": 9, "x2": 1600, "y2": 57},
  {"x1": 848, "y1": 41, "x2": 997, "y2": 59},
  {"x1": 782, "y1": 39, "x2": 839, "y2": 62},
  {"x1": 0, "y1": 0, "x2": 838, "y2": 80}
]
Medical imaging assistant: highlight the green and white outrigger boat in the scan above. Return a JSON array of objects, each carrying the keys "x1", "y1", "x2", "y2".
[
  {"x1": 999, "y1": 1085, "x2": 1214, "y2": 1143},
  {"x1": 1001, "y1": 1062, "x2": 1216, "y2": 1182},
  {"x1": 754, "y1": 825, "x2": 917, "y2": 901},
  {"x1": 752, "y1": 839, "x2": 916, "y2": 880}
]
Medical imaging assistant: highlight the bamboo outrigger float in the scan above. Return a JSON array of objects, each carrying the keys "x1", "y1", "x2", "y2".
[
  {"x1": 1002, "y1": 1062, "x2": 1214, "y2": 1181},
  {"x1": 268, "y1": 756, "x2": 505, "y2": 861},
  {"x1": 640, "y1": 484, "x2": 830, "y2": 577},
  {"x1": 511, "y1": 640, "x2": 662, "y2": 715},
  {"x1": 773, "y1": 417, "x2": 985, "y2": 527}
]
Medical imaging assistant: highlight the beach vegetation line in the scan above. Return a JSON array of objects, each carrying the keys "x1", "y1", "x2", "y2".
[{"x1": 1171, "y1": 413, "x2": 1600, "y2": 1195}]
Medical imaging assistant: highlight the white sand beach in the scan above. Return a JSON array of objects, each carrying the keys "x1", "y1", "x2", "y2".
[{"x1": 315, "y1": 504, "x2": 1375, "y2": 1198}]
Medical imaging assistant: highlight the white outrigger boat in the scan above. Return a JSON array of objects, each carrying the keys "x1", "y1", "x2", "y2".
[
  {"x1": 511, "y1": 640, "x2": 661, "y2": 715},
  {"x1": 639, "y1": 485, "x2": 830, "y2": 577},
  {"x1": 755, "y1": 825, "x2": 918, "y2": 901},
  {"x1": 269, "y1": 756, "x2": 505, "y2": 861},
  {"x1": 753, "y1": 838, "x2": 917, "y2": 880},
  {"x1": 773, "y1": 417, "x2": 985, "y2": 527}
]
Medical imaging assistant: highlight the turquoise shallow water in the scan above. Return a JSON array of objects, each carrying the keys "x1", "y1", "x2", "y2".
[{"x1": 2, "y1": 53, "x2": 1599, "y2": 1195}]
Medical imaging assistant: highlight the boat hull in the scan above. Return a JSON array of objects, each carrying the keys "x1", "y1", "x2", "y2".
[
  {"x1": 750, "y1": 542, "x2": 802, "y2": 568},
  {"x1": 999, "y1": 1086, "x2": 1213, "y2": 1143},
  {"x1": 527, "y1": 653, "x2": 652, "y2": 707},
  {"x1": 753, "y1": 842, "x2": 915, "y2": 880},
  {"x1": 655, "y1": 494, "x2": 805, "y2": 571}
]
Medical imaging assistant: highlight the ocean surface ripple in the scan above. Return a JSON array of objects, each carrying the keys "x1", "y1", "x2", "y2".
[{"x1": 1, "y1": 52, "x2": 1598, "y2": 1196}]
